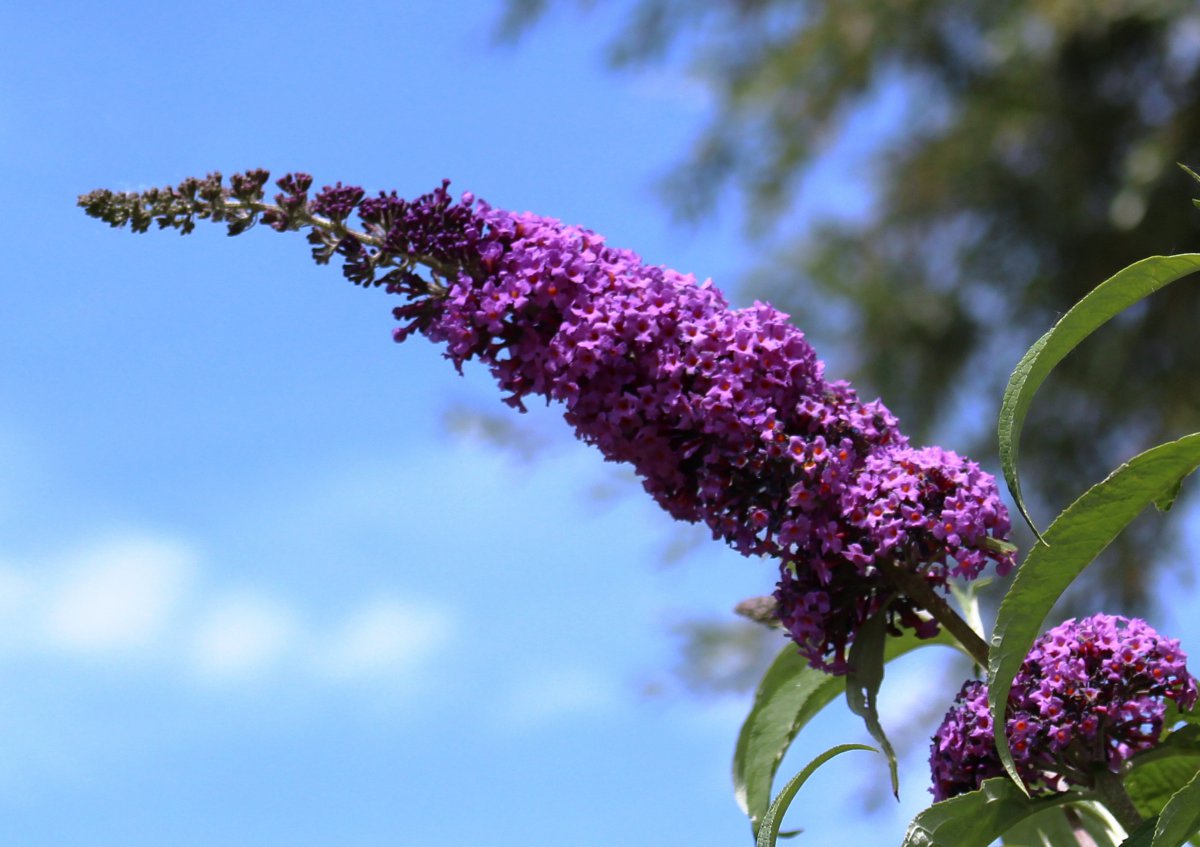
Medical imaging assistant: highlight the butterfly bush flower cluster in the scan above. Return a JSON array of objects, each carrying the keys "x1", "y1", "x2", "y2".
[
  {"x1": 79, "y1": 170, "x2": 1015, "y2": 673},
  {"x1": 929, "y1": 614, "x2": 1198, "y2": 801}
]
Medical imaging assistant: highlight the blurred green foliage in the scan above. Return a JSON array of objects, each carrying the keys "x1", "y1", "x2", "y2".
[{"x1": 502, "y1": 0, "x2": 1200, "y2": 616}]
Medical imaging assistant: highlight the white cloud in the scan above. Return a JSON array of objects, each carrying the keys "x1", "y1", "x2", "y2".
[
  {"x1": 188, "y1": 592, "x2": 299, "y2": 681},
  {"x1": 0, "y1": 565, "x2": 33, "y2": 612},
  {"x1": 314, "y1": 597, "x2": 453, "y2": 682},
  {"x1": 501, "y1": 667, "x2": 622, "y2": 727},
  {"x1": 42, "y1": 535, "x2": 195, "y2": 655},
  {"x1": 0, "y1": 565, "x2": 35, "y2": 654},
  {"x1": 0, "y1": 530, "x2": 456, "y2": 692}
]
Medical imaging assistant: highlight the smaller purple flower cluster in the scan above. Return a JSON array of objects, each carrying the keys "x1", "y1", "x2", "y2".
[
  {"x1": 775, "y1": 444, "x2": 1010, "y2": 671},
  {"x1": 929, "y1": 614, "x2": 1198, "y2": 801}
]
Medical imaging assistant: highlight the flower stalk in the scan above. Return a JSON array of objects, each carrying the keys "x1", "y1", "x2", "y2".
[
  {"x1": 1090, "y1": 769, "x2": 1144, "y2": 834},
  {"x1": 875, "y1": 558, "x2": 990, "y2": 667}
]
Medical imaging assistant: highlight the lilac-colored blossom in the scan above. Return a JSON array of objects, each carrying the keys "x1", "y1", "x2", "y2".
[
  {"x1": 78, "y1": 171, "x2": 1017, "y2": 673},
  {"x1": 930, "y1": 614, "x2": 1198, "y2": 801},
  {"x1": 391, "y1": 188, "x2": 1014, "y2": 672}
]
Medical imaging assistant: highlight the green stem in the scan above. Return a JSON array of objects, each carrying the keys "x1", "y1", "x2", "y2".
[
  {"x1": 233, "y1": 198, "x2": 459, "y2": 283},
  {"x1": 875, "y1": 558, "x2": 990, "y2": 668},
  {"x1": 1091, "y1": 769, "x2": 1144, "y2": 834}
]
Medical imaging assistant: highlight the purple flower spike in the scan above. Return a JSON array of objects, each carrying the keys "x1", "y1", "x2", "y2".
[
  {"x1": 415, "y1": 197, "x2": 1015, "y2": 672},
  {"x1": 930, "y1": 614, "x2": 1198, "y2": 800},
  {"x1": 77, "y1": 171, "x2": 1018, "y2": 673}
]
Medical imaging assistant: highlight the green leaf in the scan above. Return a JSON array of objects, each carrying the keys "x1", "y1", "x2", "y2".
[
  {"x1": 1079, "y1": 803, "x2": 1141, "y2": 847},
  {"x1": 1155, "y1": 475, "x2": 1185, "y2": 512},
  {"x1": 1124, "y1": 817, "x2": 1162, "y2": 847},
  {"x1": 1000, "y1": 807, "x2": 1086, "y2": 846},
  {"x1": 1152, "y1": 769, "x2": 1200, "y2": 847},
  {"x1": 1144, "y1": 721, "x2": 1200, "y2": 845},
  {"x1": 1173, "y1": 707, "x2": 1200, "y2": 729},
  {"x1": 845, "y1": 610, "x2": 899, "y2": 796},
  {"x1": 755, "y1": 743, "x2": 876, "y2": 847},
  {"x1": 996, "y1": 253, "x2": 1200, "y2": 538},
  {"x1": 1128, "y1": 753, "x2": 1200, "y2": 824},
  {"x1": 733, "y1": 629, "x2": 965, "y2": 834},
  {"x1": 988, "y1": 434, "x2": 1200, "y2": 788},
  {"x1": 733, "y1": 645, "x2": 844, "y2": 834},
  {"x1": 1002, "y1": 802, "x2": 1126, "y2": 847},
  {"x1": 902, "y1": 777, "x2": 1078, "y2": 847}
]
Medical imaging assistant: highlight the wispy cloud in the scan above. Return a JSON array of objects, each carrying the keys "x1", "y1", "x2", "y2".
[
  {"x1": 42, "y1": 535, "x2": 195, "y2": 655},
  {"x1": 188, "y1": 590, "x2": 299, "y2": 680},
  {"x1": 0, "y1": 530, "x2": 457, "y2": 690},
  {"x1": 313, "y1": 597, "x2": 453, "y2": 682},
  {"x1": 499, "y1": 667, "x2": 623, "y2": 728}
]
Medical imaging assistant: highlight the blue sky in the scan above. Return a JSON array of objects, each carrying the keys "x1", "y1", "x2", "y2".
[{"x1": 4, "y1": 2, "x2": 1197, "y2": 845}]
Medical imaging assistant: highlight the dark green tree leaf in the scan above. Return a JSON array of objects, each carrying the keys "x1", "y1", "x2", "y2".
[{"x1": 989, "y1": 435, "x2": 1200, "y2": 786}]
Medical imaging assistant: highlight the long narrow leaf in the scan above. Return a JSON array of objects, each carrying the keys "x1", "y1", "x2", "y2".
[
  {"x1": 845, "y1": 611, "x2": 899, "y2": 796},
  {"x1": 988, "y1": 434, "x2": 1200, "y2": 788},
  {"x1": 734, "y1": 628, "x2": 964, "y2": 833},
  {"x1": 733, "y1": 646, "x2": 843, "y2": 833},
  {"x1": 996, "y1": 253, "x2": 1200, "y2": 537},
  {"x1": 755, "y1": 743, "x2": 876, "y2": 847}
]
